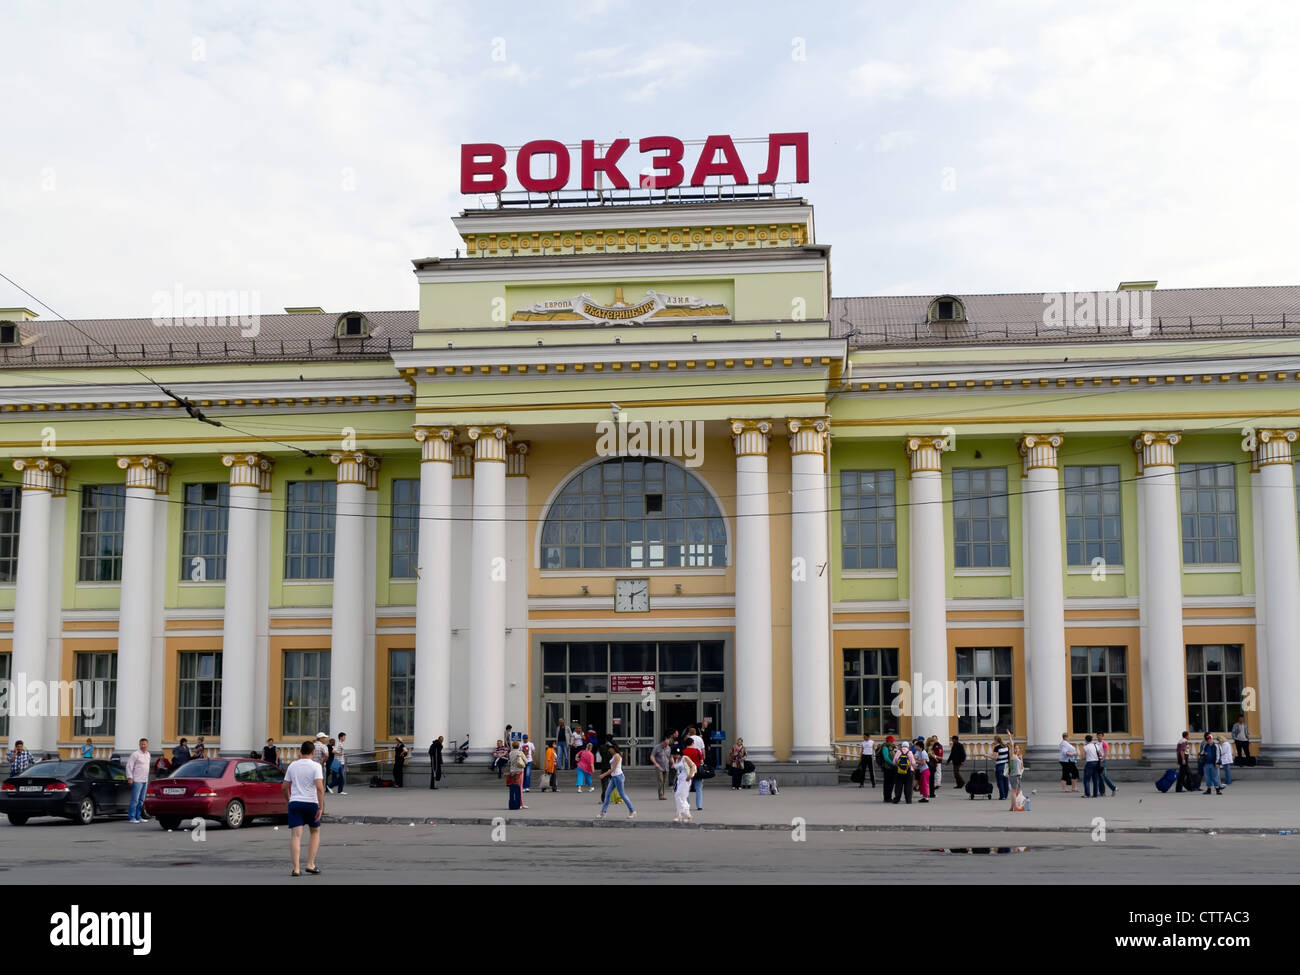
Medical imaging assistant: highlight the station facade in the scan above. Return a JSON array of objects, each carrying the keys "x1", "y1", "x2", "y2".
[{"x1": 2, "y1": 195, "x2": 1299, "y2": 764}]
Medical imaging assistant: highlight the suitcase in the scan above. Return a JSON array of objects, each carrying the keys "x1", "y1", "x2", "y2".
[
  {"x1": 1185, "y1": 771, "x2": 1203, "y2": 791},
  {"x1": 850, "y1": 766, "x2": 865, "y2": 784},
  {"x1": 742, "y1": 771, "x2": 758, "y2": 788},
  {"x1": 965, "y1": 770, "x2": 993, "y2": 799},
  {"x1": 1155, "y1": 769, "x2": 1177, "y2": 793}
]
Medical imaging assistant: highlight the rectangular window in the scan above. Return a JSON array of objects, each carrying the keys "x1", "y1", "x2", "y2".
[
  {"x1": 0, "y1": 653, "x2": 9, "y2": 738},
  {"x1": 952, "y1": 468, "x2": 1010, "y2": 568},
  {"x1": 840, "y1": 470, "x2": 897, "y2": 570},
  {"x1": 177, "y1": 651, "x2": 223, "y2": 737},
  {"x1": 1179, "y1": 463, "x2": 1238, "y2": 564},
  {"x1": 1186, "y1": 644, "x2": 1243, "y2": 735},
  {"x1": 0, "y1": 486, "x2": 19, "y2": 582},
  {"x1": 841, "y1": 648, "x2": 900, "y2": 736},
  {"x1": 388, "y1": 649, "x2": 415, "y2": 737},
  {"x1": 954, "y1": 647, "x2": 1014, "y2": 735},
  {"x1": 180, "y1": 483, "x2": 229, "y2": 581},
  {"x1": 282, "y1": 650, "x2": 330, "y2": 737},
  {"x1": 1064, "y1": 465, "x2": 1122, "y2": 567},
  {"x1": 1069, "y1": 646, "x2": 1128, "y2": 733},
  {"x1": 390, "y1": 479, "x2": 419, "y2": 580},
  {"x1": 284, "y1": 481, "x2": 336, "y2": 580},
  {"x1": 74, "y1": 651, "x2": 117, "y2": 737},
  {"x1": 78, "y1": 485, "x2": 126, "y2": 582}
]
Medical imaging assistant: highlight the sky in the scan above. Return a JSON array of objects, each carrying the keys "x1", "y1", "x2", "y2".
[{"x1": 2, "y1": 0, "x2": 1298, "y2": 321}]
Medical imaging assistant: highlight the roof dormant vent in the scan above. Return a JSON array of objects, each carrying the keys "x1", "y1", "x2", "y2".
[{"x1": 1118, "y1": 281, "x2": 1157, "y2": 291}]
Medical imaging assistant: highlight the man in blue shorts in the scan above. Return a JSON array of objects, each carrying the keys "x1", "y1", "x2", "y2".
[{"x1": 281, "y1": 740, "x2": 325, "y2": 876}]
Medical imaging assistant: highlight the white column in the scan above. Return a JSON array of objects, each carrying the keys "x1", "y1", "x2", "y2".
[
  {"x1": 253, "y1": 465, "x2": 273, "y2": 751},
  {"x1": 467, "y1": 425, "x2": 509, "y2": 760},
  {"x1": 1134, "y1": 432, "x2": 1184, "y2": 763},
  {"x1": 43, "y1": 470, "x2": 68, "y2": 750},
  {"x1": 219, "y1": 453, "x2": 272, "y2": 756},
  {"x1": 906, "y1": 436, "x2": 949, "y2": 744},
  {"x1": 114, "y1": 456, "x2": 169, "y2": 753},
  {"x1": 328, "y1": 451, "x2": 379, "y2": 741},
  {"x1": 787, "y1": 418, "x2": 832, "y2": 761},
  {"x1": 1019, "y1": 434, "x2": 1067, "y2": 762},
  {"x1": 731, "y1": 419, "x2": 775, "y2": 762},
  {"x1": 9, "y1": 458, "x2": 67, "y2": 752},
  {"x1": 504, "y1": 442, "x2": 530, "y2": 742},
  {"x1": 448, "y1": 447, "x2": 475, "y2": 742},
  {"x1": 414, "y1": 427, "x2": 455, "y2": 750},
  {"x1": 1248, "y1": 461, "x2": 1273, "y2": 744},
  {"x1": 1251, "y1": 430, "x2": 1300, "y2": 757}
]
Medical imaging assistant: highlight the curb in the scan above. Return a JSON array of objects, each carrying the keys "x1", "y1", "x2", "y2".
[{"x1": 321, "y1": 814, "x2": 1299, "y2": 835}]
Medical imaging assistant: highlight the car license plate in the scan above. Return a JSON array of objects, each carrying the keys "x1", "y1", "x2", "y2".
[
  {"x1": 163, "y1": 787, "x2": 186, "y2": 795},
  {"x1": 19, "y1": 785, "x2": 42, "y2": 792}
]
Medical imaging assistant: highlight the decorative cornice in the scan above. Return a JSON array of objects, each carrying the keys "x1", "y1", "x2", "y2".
[
  {"x1": 1254, "y1": 428, "x2": 1297, "y2": 467},
  {"x1": 1132, "y1": 431, "x2": 1181, "y2": 474},
  {"x1": 731, "y1": 419, "x2": 773, "y2": 457},
  {"x1": 787, "y1": 417, "x2": 829, "y2": 456},
  {"x1": 329, "y1": 450, "x2": 381, "y2": 489},
  {"x1": 905, "y1": 435, "x2": 947, "y2": 475},
  {"x1": 116, "y1": 455, "x2": 171, "y2": 493},
  {"x1": 467, "y1": 425, "x2": 512, "y2": 463},
  {"x1": 13, "y1": 457, "x2": 69, "y2": 495},
  {"x1": 222, "y1": 452, "x2": 274, "y2": 490},
  {"x1": 414, "y1": 426, "x2": 457, "y2": 463},
  {"x1": 1018, "y1": 433, "x2": 1064, "y2": 474}
]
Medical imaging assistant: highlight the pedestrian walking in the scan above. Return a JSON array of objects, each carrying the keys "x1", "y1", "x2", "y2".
[
  {"x1": 597, "y1": 744, "x2": 636, "y2": 819},
  {"x1": 948, "y1": 735, "x2": 966, "y2": 789},
  {"x1": 1007, "y1": 743, "x2": 1026, "y2": 812},
  {"x1": 428, "y1": 735, "x2": 444, "y2": 790},
  {"x1": 651, "y1": 734, "x2": 672, "y2": 800},
  {"x1": 1199, "y1": 733, "x2": 1223, "y2": 795},
  {"x1": 575, "y1": 742, "x2": 596, "y2": 792},
  {"x1": 555, "y1": 718, "x2": 569, "y2": 771},
  {"x1": 1231, "y1": 715, "x2": 1251, "y2": 760},
  {"x1": 880, "y1": 735, "x2": 896, "y2": 802},
  {"x1": 262, "y1": 737, "x2": 279, "y2": 768},
  {"x1": 281, "y1": 740, "x2": 324, "y2": 876},
  {"x1": 507, "y1": 740, "x2": 527, "y2": 809},
  {"x1": 521, "y1": 734, "x2": 535, "y2": 792},
  {"x1": 1096, "y1": 731, "x2": 1117, "y2": 796},
  {"x1": 994, "y1": 736, "x2": 1011, "y2": 800},
  {"x1": 672, "y1": 746, "x2": 696, "y2": 823},
  {"x1": 1176, "y1": 731, "x2": 1192, "y2": 792},
  {"x1": 857, "y1": 733, "x2": 876, "y2": 788},
  {"x1": 570, "y1": 726, "x2": 584, "y2": 769},
  {"x1": 544, "y1": 740, "x2": 558, "y2": 792},
  {"x1": 727, "y1": 738, "x2": 747, "y2": 790},
  {"x1": 125, "y1": 738, "x2": 151, "y2": 823},
  {"x1": 392, "y1": 736, "x2": 409, "y2": 788},
  {"x1": 326, "y1": 738, "x2": 338, "y2": 792},
  {"x1": 1058, "y1": 733, "x2": 1079, "y2": 793},
  {"x1": 1218, "y1": 735, "x2": 1233, "y2": 785},
  {"x1": 1082, "y1": 735, "x2": 1102, "y2": 797}
]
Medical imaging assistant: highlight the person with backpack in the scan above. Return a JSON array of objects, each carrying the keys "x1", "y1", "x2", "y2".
[
  {"x1": 948, "y1": 735, "x2": 966, "y2": 789},
  {"x1": 1199, "y1": 733, "x2": 1223, "y2": 795},
  {"x1": 892, "y1": 740, "x2": 914, "y2": 804},
  {"x1": 879, "y1": 736, "x2": 896, "y2": 803}
]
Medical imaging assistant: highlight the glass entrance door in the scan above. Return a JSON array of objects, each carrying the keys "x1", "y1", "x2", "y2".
[{"x1": 610, "y1": 696, "x2": 655, "y2": 767}]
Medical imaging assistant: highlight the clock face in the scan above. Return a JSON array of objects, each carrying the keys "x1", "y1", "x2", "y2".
[{"x1": 614, "y1": 578, "x2": 649, "y2": 612}]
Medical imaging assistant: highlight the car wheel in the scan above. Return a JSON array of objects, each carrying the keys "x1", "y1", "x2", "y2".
[
  {"x1": 223, "y1": 799, "x2": 245, "y2": 829},
  {"x1": 76, "y1": 797, "x2": 96, "y2": 825},
  {"x1": 157, "y1": 816, "x2": 181, "y2": 831},
  {"x1": 7, "y1": 814, "x2": 28, "y2": 826}
]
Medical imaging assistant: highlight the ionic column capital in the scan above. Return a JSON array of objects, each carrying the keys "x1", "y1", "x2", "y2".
[
  {"x1": 330, "y1": 450, "x2": 381, "y2": 489},
  {"x1": 467, "y1": 425, "x2": 512, "y2": 462},
  {"x1": 731, "y1": 419, "x2": 773, "y2": 457},
  {"x1": 905, "y1": 435, "x2": 947, "y2": 475},
  {"x1": 1253, "y1": 428, "x2": 1297, "y2": 468},
  {"x1": 453, "y1": 444, "x2": 475, "y2": 479},
  {"x1": 786, "y1": 417, "x2": 829, "y2": 456},
  {"x1": 117, "y1": 455, "x2": 171, "y2": 493},
  {"x1": 1133, "y1": 431, "x2": 1181, "y2": 474},
  {"x1": 13, "y1": 457, "x2": 70, "y2": 495},
  {"x1": 506, "y1": 441, "x2": 530, "y2": 477},
  {"x1": 1018, "y1": 433, "x2": 1065, "y2": 474},
  {"x1": 414, "y1": 426, "x2": 458, "y2": 463},
  {"x1": 222, "y1": 452, "x2": 274, "y2": 490}
]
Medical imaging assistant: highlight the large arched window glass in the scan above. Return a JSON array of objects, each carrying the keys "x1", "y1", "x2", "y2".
[{"x1": 541, "y1": 458, "x2": 727, "y2": 569}]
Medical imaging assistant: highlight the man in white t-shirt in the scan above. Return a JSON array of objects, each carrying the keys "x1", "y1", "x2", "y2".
[
  {"x1": 521, "y1": 735, "x2": 536, "y2": 792},
  {"x1": 1082, "y1": 736, "x2": 1102, "y2": 799},
  {"x1": 281, "y1": 740, "x2": 325, "y2": 877}
]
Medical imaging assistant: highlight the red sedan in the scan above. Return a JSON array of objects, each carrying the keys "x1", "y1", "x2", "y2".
[{"x1": 144, "y1": 758, "x2": 287, "y2": 830}]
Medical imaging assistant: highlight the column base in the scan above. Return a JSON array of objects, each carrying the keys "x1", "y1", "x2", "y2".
[
  {"x1": 744, "y1": 747, "x2": 778, "y2": 764},
  {"x1": 787, "y1": 746, "x2": 836, "y2": 764},
  {"x1": 1142, "y1": 745, "x2": 1179, "y2": 765},
  {"x1": 1261, "y1": 743, "x2": 1300, "y2": 761},
  {"x1": 1026, "y1": 745, "x2": 1060, "y2": 767}
]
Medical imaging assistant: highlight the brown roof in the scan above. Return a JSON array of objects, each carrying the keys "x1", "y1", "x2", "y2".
[
  {"x1": 833, "y1": 285, "x2": 1300, "y2": 348},
  {"x1": 0, "y1": 310, "x2": 418, "y2": 368}
]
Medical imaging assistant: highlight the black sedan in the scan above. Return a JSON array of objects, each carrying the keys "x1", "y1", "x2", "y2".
[{"x1": 1, "y1": 760, "x2": 133, "y2": 825}]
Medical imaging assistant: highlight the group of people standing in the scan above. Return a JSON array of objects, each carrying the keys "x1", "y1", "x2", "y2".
[
  {"x1": 1056, "y1": 732, "x2": 1117, "y2": 797},
  {"x1": 866, "y1": 734, "x2": 951, "y2": 804}
]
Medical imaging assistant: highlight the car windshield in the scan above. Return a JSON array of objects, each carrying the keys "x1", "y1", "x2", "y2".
[
  {"x1": 14, "y1": 761, "x2": 80, "y2": 779},
  {"x1": 171, "y1": 760, "x2": 229, "y2": 779}
]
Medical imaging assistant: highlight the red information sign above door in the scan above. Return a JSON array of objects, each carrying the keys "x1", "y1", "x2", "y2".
[{"x1": 610, "y1": 674, "x2": 656, "y2": 693}]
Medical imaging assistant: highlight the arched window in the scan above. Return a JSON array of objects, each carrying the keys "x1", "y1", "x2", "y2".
[
  {"x1": 927, "y1": 295, "x2": 966, "y2": 323},
  {"x1": 540, "y1": 457, "x2": 727, "y2": 569}
]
